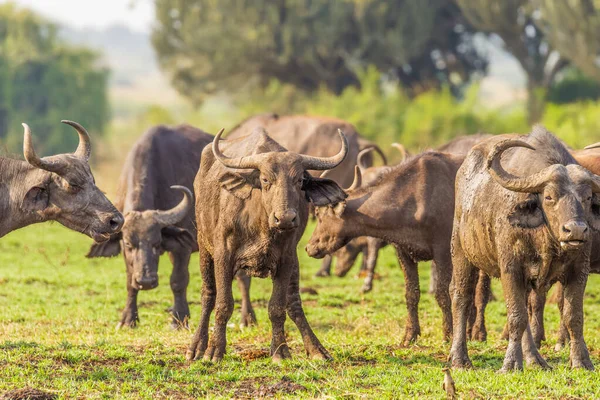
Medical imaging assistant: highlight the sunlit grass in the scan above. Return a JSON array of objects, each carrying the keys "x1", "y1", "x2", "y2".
[{"x1": 1, "y1": 222, "x2": 600, "y2": 398}]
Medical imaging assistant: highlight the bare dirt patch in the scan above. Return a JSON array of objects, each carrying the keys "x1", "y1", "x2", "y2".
[
  {"x1": 1, "y1": 388, "x2": 57, "y2": 400},
  {"x1": 233, "y1": 377, "x2": 306, "y2": 399}
]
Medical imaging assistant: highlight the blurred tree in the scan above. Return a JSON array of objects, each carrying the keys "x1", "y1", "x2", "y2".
[
  {"x1": 456, "y1": 0, "x2": 568, "y2": 123},
  {"x1": 151, "y1": 0, "x2": 487, "y2": 103},
  {"x1": 533, "y1": 0, "x2": 600, "y2": 83},
  {"x1": 0, "y1": 3, "x2": 110, "y2": 156},
  {"x1": 548, "y1": 68, "x2": 600, "y2": 104}
]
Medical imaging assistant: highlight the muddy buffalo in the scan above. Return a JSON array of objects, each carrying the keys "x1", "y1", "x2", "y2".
[
  {"x1": 0, "y1": 121, "x2": 122, "y2": 240},
  {"x1": 87, "y1": 125, "x2": 221, "y2": 329},
  {"x1": 306, "y1": 151, "x2": 464, "y2": 345},
  {"x1": 187, "y1": 127, "x2": 348, "y2": 362},
  {"x1": 449, "y1": 126, "x2": 599, "y2": 371}
]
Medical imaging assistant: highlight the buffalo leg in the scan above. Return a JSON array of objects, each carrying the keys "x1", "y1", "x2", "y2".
[
  {"x1": 471, "y1": 271, "x2": 491, "y2": 342},
  {"x1": 396, "y1": 249, "x2": 421, "y2": 345},
  {"x1": 522, "y1": 320, "x2": 551, "y2": 369},
  {"x1": 448, "y1": 242, "x2": 478, "y2": 368},
  {"x1": 286, "y1": 262, "x2": 331, "y2": 360},
  {"x1": 118, "y1": 266, "x2": 139, "y2": 329},
  {"x1": 202, "y1": 251, "x2": 234, "y2": 362},
  {"x1": 169, "y1": 250, "x2": 191, "y2": 329},
  {"x1": 563, "y1": 268, "x2": 593, "y2": 370},
  {"x1": 554, "y1": 282, "x2": 569, "y2": 351},
  {"x1": 429, "y1": 261, "x2": 438, "y2": 294},
  {"x1": 269, "y1": 262, "x2": 293, "y2": 362},
  {"x1": 432, "y1": 251, "x2": 453, "y2": 342},
  {"x1": 360, "y1": 240, "x2": 379, "y2": 293},
  {"x1": 499, "y1": 268, "x2": 528, "y2": 372},
  {"x1": 315, "y1": 255, "x2": 332, "y2": 277},
  {"x1": 528, "y1": 287, "x2": 546, "y2": 348},
  {"x1": 186, "y1": 246, "x2": 216, "y2": 361},
  {"x1": 236, "y1": 270, "x2": 257, "y2": 328}
]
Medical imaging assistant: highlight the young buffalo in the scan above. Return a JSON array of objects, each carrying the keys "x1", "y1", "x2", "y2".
[
  {"x1": 306, "y1": 151, "x2": 464, "y2": 345},
  {"x1": 187, "y1": 128, "x2": 348, "y2": 362}
]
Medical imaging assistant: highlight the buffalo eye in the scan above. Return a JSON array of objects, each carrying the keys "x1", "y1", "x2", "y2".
[
  {"x1": 123, "y1": 241, "x2": 133, "y2": 250},
  {"x1": 261, "y1": 177, "x2": 269, "y2": 185},
  {"x1": 69, "y1": 184, "x2": 82, "y2": 193},
  {"x1": 545, "y1": 196, "x2": 552, "y2": 201}
]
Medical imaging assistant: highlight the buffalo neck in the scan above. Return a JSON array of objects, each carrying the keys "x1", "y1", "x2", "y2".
[{"x1": 0, "y1": 157, "x2": 50, "y2": 237}]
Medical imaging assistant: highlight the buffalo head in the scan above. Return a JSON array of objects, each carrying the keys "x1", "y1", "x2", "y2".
[
  {"x1": 21, "y1": 121, "x2": 123, "y2": 242},
  {"x1": 488, "y1": 139, "x2": 600, "y2": 251},
  {"x1": 213, "y1": 128, "x2": 348, "y2": 232},
  {"x1": 120, "y1": 186, "x2": 195, "y2": 290},
  {"x1": 306, "y1": 166, "x2": 362, "y2": 258}
]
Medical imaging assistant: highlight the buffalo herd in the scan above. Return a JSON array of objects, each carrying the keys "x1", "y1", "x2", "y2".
[{"x1": 6, "y1": 114, "x2": 600, "y2": 372}]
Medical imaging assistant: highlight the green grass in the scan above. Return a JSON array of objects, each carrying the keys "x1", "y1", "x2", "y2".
[{"x1": 1, "y1": 223, "x2": 600, "y2": 399}]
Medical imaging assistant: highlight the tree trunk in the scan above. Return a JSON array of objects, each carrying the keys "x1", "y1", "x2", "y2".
[{"x1": 526, "y1": 79, "x2": 547, "y2": 124}]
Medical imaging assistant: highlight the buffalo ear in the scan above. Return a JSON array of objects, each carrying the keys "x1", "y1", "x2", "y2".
[
  {"x1": 86, "y1": 233, "x2": 122, "y2": 258},
  {"x1": 508, "y1": 197, "x2": 544, "y2": 229},
  {"x1": 219, "y1": 171, "x2": 260, "y2": 199},
  {"x1": 161, "y1": 226, "x2": 197, "y2": 251},
  {"x1": 303, "y1": 176, "x2": 347, "y2": 206},
  {"x1": 21, "y1": 186, "x2": 49, "y2": 213}
]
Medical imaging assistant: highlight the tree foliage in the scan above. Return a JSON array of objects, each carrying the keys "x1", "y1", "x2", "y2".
[
  {"x1": 533, "y1": 0, "x2": 600, "y2": 82},
  {"x1": 456, "y1": 0, "x2": 568, "y2": 123},
  {"x1": 0, "y1": 3, "x2": 110, "y2": 156},
  {"x1": 151, "y1": 0, "x2": 487, "y2": 103}
]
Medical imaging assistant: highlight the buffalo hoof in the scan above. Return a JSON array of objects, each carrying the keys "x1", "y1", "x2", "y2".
[
  {"x1": 571, "y1": 358, "x2": 594, "y2": 370},
  {"x1": 525, "y1": 352, "x2": 551, "y2": 370},
  {"x1": 116, "y1": 315, "x2": 138, "y2": 330},
  {"x1": 271, "y1": 345, "x2": 292, "y2": 363},
  {"x1": 499, "y1": 357, "x2": 523, "y2": 373},
  {"x1": 202, "y1": 345, "x2": 225, "y2": 363},
  {"x1": 314, "y1": 269, "x2": 330, "y2": 277},
  {"x1": 308, "y1": 347, "x2": 332, "y2": 361},
  {"x1": 170, "y1": 318, "x2": 189, "y2": 330},
  {"x1": 448, "y1": 351, "x2": 472, "y2": 369},
  {"x1": 239, "y1": 312, "x2": 257, "y2": 329},
  {"x1": 360, "y1": 282, "x2": 373, "y2": 293},
  {"x1": 470, "y1": 326, "x2": 487, "y2": 342},
  {"x1": 401, "y1": 328, "x2": 420, "y2": 346}
]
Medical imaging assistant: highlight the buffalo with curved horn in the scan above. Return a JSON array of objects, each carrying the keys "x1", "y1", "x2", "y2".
[
  {"x1": 187, "y1": 126, "x2": 348, "y2": 362},
  {"x1": 87, "y1": 124, "x2": 214, "y2": 329},
  {"x1": 449, "y1": 126, "x2": 600, "y2": 372}
]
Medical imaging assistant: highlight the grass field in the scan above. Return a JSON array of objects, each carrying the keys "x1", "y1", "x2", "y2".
[{"x1": 1, "y1": 223, "x2": 600, "y2": 399}]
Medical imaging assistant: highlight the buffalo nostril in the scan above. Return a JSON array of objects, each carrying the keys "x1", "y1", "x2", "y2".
[
  {"x1": 562, "y1": 225, "x2": 571, "y2": 234},
  {"x1": 109, "y1": 218, "x2": 120, "y2": 230},
  {"x1": 274, "y1": 216, "x2": 280, "y2": 224}
]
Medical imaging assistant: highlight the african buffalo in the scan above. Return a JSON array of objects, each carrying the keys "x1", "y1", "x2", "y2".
[
  {"x1": 449, "y1": 126, "x2": 599, "y2": 371},
  {"x1": 0, "y1": 121, "x2": 122, "y2": 240},
  {"x1": 306, "y1": 151, "x2": 464, "y2": 345},
  {"x1": 86, "y1": 125, "x2": 260, "y2": 329},
  {"x1": 187, "y1": 127, "x2": 348, "y2": 362}
]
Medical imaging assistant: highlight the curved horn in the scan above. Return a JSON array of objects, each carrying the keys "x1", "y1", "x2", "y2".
[
  {"x1": 22, "y1": 123, "x2": 66, "y2": 174},
  {"x1": 584, "y1": 142, "x2": 600, "y2": 150},
  {"x1": 212, "y1": 128, "x2": 266, "y2": 170},
  {"x1": 300, "y1": 129, "x2": 349, "y2": 171},
  {"x1": 356, "y1": 147, "x2": 374, "y2": 171},
  {"x1": 370, "y1": 145, "x2": 388, "y2": 165},
  {"x1": 391, "y1": 143, "x2": 407, "y2": 161},
  {"x1": 346, "y1": 165, "x2": 362, "y2": 191},
  {"x1": 61, "y1": 120, "x2": 91, "y2": 161},
  {"x1": 487, "y1": 139, "x2": 555, "y2": 193},
  {"x1": 153, "y1": 185, "x2": 194, "y2": 226}
]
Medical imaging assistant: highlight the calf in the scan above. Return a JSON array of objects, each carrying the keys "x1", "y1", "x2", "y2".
[{"x1": 306, "y1": 151, "x2": 463, "y2": 344}]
